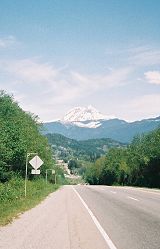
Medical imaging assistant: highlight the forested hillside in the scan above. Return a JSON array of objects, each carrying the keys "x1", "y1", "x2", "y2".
[
  {"x1": 46, "y1": 133, "x2": 125, "y2": 162},
  {"x1": 85, "y1": 128, "x2": 160, "y2": 188},
  {"x1": 0, "y1": 91, "x2": 54, "y2": 182}
]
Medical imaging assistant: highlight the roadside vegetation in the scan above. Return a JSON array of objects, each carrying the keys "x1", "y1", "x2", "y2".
[
  {"x1": 0, "y1": 176, "x2": 59, "y2": 225},
  {"x1": 84, "y1": 128, "x2": 160, "y2": 188},
  {"x1": 0, "y1": 91, "x2": 64, "y2": 225},
  {"x1": 0, "y1": 90, "x2": 55, "y2": 182}
]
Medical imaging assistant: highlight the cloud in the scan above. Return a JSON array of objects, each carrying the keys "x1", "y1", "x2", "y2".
[
  {"x1": 0, "y1": 36, "x2": 17, "y2": 48},
  {"x1": 127, "y1": 94, "x2": 160, "y2": 120},
  {"x1": 113, "y1": 93, "x2": 160, "y2": 122},
  {"x1": 130, "y1": 49, "x2": 160, "y2": 67},
  {"x1": 0, "y1": 57, "x2": 131, "y2": 91},
  {"x1": 0, "y1": 59, "x2": 59, "y2": 83},
  {"x1": 0, "y1": 56, "x2": 133, "y2": 120},
  {"x1": 106, "y1": 45, "x2": 160, "y2": 67},
  {"x1": 71, "y1": 67, "x2": 132, "y2": 91},
  {"x1": 144, "y1": 71, "x2": 160, "y2": 85}
]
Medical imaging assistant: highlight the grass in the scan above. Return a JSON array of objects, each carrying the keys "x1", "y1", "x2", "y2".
[{"x1": 0, "y1": 176, "x2": 59, "y2": 226}]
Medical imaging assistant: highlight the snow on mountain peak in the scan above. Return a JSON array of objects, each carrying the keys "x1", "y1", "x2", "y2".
[{"x1": 62, "y1": 106, "x2": 115, "y2": 122}]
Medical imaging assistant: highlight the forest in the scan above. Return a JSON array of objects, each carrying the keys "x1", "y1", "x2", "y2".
[
  {"x1": 0, "y1": 91, "x2": 55, "y2": 182},
  {"x1": 84, "y1": 128, "x2": 160, "y2": 188},
  {"x1": 46, "y1": 133, "x2": 125, "y2": 162}
]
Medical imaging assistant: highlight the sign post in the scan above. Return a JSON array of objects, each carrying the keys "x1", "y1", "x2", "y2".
[
  {"x1": 25, "y1": 152, "x2": 37, "y2": 197},
  {"x1": 46, "y1": 169, "x2": 56, "y2": 184},
  {"x1": 25, "y1": 153, "x2": 43, "y2": 197}
]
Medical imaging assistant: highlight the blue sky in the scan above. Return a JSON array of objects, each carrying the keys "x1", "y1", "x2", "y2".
[{"x1": 0, "y1": 0, "x2": 160, "y2": 121}]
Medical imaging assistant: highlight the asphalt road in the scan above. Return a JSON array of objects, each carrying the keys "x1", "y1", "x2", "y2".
[
  {"x1": 75, "y1": 185, "x2": 160, "y2": 249},
  {"x1": 0, "y1": 185, "x2": 160, "y2": 249}
]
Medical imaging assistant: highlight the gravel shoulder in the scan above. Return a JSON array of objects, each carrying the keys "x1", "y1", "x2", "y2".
[{"x1": 0, "y1": 186, "x2": 107, "y2": 249}]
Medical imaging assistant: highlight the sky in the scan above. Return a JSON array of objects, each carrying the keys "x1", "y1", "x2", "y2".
[{"x1": 0, "y1": 0, "x2": 160, "y2": 122}]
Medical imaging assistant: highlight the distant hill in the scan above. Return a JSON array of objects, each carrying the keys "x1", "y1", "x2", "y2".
[{"x1": 46, "y1": 133, "x2": 126, "y2": 161}]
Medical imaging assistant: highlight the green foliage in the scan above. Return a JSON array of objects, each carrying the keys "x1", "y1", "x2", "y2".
[
  {"x1": 0, "y1": 176, "x2": 59, "y2": 225},
  {"x1": 84, "y1": 128, "x2": 160, "y2": 188},
  {"x1": 68, "y1": 159, "x2": 78, "y2": 170},
  {"x1": 0, "y1": 91, "x2": 65, "y2": 225},
  {"x1": 46, "y1": 133, "x2": 125, "y2": 162},
  {"x1": 67, "y1": 159, "x2": 85, "y2": 175},
  {"x1": 0, "y1": 91, "x2": 54, "y2": 181},
  {"x1": 0, "y1": 175, "x2": 24, "y2": 202}
]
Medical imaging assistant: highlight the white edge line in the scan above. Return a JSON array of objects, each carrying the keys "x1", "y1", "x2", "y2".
[
  {"x1": 127, "y1": 196, "x2": 139, "y2": 201},
  {"x1": 110, "y1": 191, "x2": 117, "y2": 194},
  {"x1": 72, "y1": 186, "x2": 118, "y2": 249}
]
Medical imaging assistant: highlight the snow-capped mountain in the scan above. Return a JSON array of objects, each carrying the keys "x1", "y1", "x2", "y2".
[
  {"x1": 63, "y1": 105, "x2": 114, "y2": 122},
  {"x1": 42, "y1": 107, "x2": 160, "y2": 143},
  {"x1": 61, "y1": 106, "x2": 115, "y2": 128}
]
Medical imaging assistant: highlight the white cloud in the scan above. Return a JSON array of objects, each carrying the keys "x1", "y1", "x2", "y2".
[
  {"x1": 0, "y1": 59, "x2": 59, "y2": 83},
  {"x1": 111, "y1": 94, "x2": 160, "y2": 122},
  {"x1": 144, "y1": 71, "x2": 160, "y2": 85},
  {"x1": 0, "y1": 57, "x2": 133, "y2": 121},
  {"x1": 130, "y1": 49, "x2": 160, "y2": 66},
  {"x1": 0, "y1": 36, "x2": 17, "y2": 48},
  {"x1": 106, "y1": 45, "x2": 160, "y2": 67},
  {"x1": 0, "y1": 58, "x2": 131, "y2": 92},
  {"x1": 1, "y1": 52, "x2": 160, "y2": 122},
  {"x1": 127, "y1": 94, "x2": 160, "y2": 120},
  {"x1": 71, "y1": 67, "x2": 132, "y2": 91}
]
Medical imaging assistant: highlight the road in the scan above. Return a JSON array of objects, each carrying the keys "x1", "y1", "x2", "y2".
[{"x1": 0, "y1": 185, "x2": 160, "y2": 249}]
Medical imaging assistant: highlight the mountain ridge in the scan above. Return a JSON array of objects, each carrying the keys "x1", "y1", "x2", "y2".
[{"x1": 42, "y1": 106, "x2": 160, "y2": 143}]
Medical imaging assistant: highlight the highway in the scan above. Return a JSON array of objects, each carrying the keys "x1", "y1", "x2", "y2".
[
  {"x1": 0, "y1": 185, "x2": 160, "y2": 249},
  {"x1": 75, "y1": 185, "x2": 160, "y2": 249}
]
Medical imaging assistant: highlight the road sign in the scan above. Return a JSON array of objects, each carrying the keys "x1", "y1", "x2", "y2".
[
  {"x1": 29, "y1": 155, "x2": 43, "y2": 170},
  {"x1": 52, "y1": 170, "x2": 55, "y2": 174},
  {"x1": 31, "y1": 169, "x2": 40, "y2": 174}
]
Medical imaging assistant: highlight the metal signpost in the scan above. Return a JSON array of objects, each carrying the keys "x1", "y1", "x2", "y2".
[
  {"x1": 46, "y1": 169, "x2": 56, "y2": 184},
  {"x1": 25, "y1": 153, "x2": 43, "y2": 197}
]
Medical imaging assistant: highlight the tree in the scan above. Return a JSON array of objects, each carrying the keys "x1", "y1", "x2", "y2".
[
  {"x1": 0, "y1": 91, "x2": 54, "y2": 182},
  {"x1": 84, "y1": 128, "x2": 160, "y2": 188}
]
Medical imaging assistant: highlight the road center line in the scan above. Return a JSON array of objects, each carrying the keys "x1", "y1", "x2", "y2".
[
  {"x1": 72, "y1": 187, "x2": 118, "y2": 249},
  {"x1": 127, "y1": 196, "x2": 139, "y2": 201}
]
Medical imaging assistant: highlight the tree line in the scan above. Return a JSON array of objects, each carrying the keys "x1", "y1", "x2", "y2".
[
  {"x1": 0, "y1": 91, "x2": 54, "y2": 182},
  {"x1": 84, "y1": 127, "x2": 160, "y2": 188}
]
